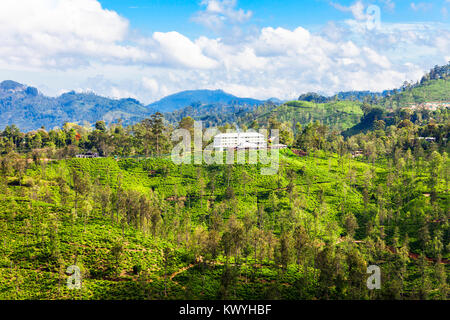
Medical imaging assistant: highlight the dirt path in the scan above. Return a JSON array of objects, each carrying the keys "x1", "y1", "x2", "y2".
[
  {"x1": 170, "y1": 257, "x2": 203, "y2": 282},
  {"x1": 337, "y1": 238, "x2": 449, "y2": 264},
  {"x1": 170, "y1": 263, "x2": 197, "y2": 281},
  {"x1": 386, "y1": 246, "x2": 449, "y2": 264}
]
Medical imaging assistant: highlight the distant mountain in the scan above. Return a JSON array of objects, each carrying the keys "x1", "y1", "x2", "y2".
[
  {"x1": 148, "y1": 89, "x2": 265, "y2": 113},
  {"x1": 0, "y1": 81, "x2": 157, "y2": 131},
  {"x1": 267, "y1": 97, "x2": 287, "y2": 104},
  {"x1": 0, "y1": 80, "x2": 27, "y2": 91},
  {"x1": 0, "y1": 83, "x2": 274, "y2": 131}
]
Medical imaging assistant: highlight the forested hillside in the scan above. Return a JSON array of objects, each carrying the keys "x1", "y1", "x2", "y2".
[
  {"x1": 381, "y1": 79, "x2": 450, "y2": 107},
  {"x1": 253, "y1": 100, "x2": 363, "y2": 132},
  {"x1": 0, "y1": 147, "x2": 448, "y2": 299},
  {"x1": 0, "y1": 110, "x2": 448, "y2": 300}
]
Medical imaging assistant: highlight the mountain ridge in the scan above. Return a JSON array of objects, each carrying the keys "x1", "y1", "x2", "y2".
[
  {"x1": 0, "y1": 81, "x2": 157, "y2": 131},
  {"x1": 0, "y1": 82, "x2": 270, "y2": 131},
  {"x1": 147, "y1": 89, "x2": 265, "y2": 112}
]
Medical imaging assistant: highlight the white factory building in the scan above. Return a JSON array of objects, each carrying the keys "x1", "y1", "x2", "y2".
[{"x1": 213, "y1": 132, "x2": 267, "y2": 151}]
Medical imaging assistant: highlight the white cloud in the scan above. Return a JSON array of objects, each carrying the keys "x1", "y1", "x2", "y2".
[
  {"x1": 0, "y1": 0, "x2": 147, "y2": 69},
  {"x1": 110, "y1": 87, "x2": 138, "y2": 100},
  {"x1": 146, "y1": 25, "x2": 429, "y2": 99},
  {"x1": 152, "y1": 32, "x2": 218, "y2": 69},
  {"x1": 192, "y1": 0, "x2": 252, "y2": 32},
  {"x1": 254, "y1": 27, "x2": 311, "y2": 57},
  {"x1": 142, "y1": 77, "x2": 159, "y2": 95}
]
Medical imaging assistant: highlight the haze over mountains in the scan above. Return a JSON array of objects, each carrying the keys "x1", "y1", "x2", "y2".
[
  {"x1": 0, "y1": 81, "x2": 267, "y2": 131},
  {"x1": 0, "y1": 80, "x2": 154, "y2": 131}
]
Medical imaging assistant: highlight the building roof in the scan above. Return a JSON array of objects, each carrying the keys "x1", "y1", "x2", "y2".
[{"x1": 215, "y1": 132, "x2": 264, "y2": 138}]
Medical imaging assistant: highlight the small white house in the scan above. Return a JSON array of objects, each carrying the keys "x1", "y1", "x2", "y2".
[
  {"x1": 75, "y1": 151, "x2": 99, "y2": 158},
  {"x1": 213, "y1": 132, "x2": 266, "y2": 151}
]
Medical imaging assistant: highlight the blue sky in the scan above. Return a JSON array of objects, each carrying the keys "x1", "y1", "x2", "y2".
[
  {"x1": 98, "y1": 0, "x2": 448, "y2": 35},
  {"x1": 0, "y1": 0, "x2": 448, "y2": 104}
]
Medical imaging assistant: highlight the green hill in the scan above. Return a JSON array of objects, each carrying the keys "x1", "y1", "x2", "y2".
[
  {"x1": 252, "y1": 100, "x2": 363, "y2": 132},
  {"x1": 0, "y1": 149, "x2": 448, "y2": 299},
  {"x1": 382, "y1": 78, "x2": 450, "y2": 108},
  {"x1": 379, "y1": 63, "x2": 450, "y2": 108}
]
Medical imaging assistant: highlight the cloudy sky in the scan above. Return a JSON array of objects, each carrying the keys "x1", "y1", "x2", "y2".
[{"x1": 0, "y1": 0, "x2": 448, "y2": 103}]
